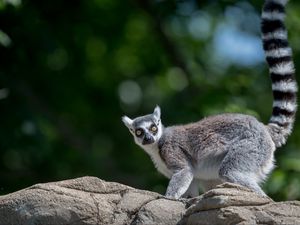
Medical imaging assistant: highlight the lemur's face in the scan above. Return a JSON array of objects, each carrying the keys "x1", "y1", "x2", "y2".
[{"x1": 122, "y1": 106, "x2": 163, "y2": 146}]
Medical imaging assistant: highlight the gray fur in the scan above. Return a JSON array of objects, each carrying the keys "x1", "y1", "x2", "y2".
[{"x1": 122, "y1": 0, "x2": 297, "y2": 199}]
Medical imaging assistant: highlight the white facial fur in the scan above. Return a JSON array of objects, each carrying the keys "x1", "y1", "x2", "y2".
[
  {"x1": 134, "y1": 120, "x2": 163, "y2": 147},
  {"x1": 122, "y1": 106, "x2": 163, "y2": 148}
]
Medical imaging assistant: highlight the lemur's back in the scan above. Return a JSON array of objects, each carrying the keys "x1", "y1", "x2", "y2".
[
  {"x1": 162, "y1": 113, "x2": 274, "y2": 167},
  {"x1": 184, "y1": 113, "x2": 268, "y2": 143}
]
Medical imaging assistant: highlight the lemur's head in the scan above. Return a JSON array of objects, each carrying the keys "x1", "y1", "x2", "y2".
[{"x1": 122, "y1": 106, "x2": 163, "y2": 147}]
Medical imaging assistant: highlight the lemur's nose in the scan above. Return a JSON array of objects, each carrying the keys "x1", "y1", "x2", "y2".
[
  {"x1": 144, "y1": 134, "x2": 151, "y2": 141},
  {"x1": 142, "y1": 134, "x2": 154, "y2": 145}
]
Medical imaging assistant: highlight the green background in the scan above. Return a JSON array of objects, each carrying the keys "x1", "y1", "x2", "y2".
[{"x1": 1, "y1": 0, "x2": 300, "y2": 201}]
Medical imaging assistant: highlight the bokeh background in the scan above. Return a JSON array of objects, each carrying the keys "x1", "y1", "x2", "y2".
[{"x1": 1, "y1": 0, "x2": 300, "y2": 201}]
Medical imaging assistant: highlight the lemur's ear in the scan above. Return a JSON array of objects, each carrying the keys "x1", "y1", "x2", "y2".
[
  {"x1": 153, "y1": 105, "x2": 161, "y2": 120},
  {"x1": 122, "y1": 116, "x2": 133, "y2": 131}
]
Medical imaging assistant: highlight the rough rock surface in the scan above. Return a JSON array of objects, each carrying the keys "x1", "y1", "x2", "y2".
[{"x1": 0, "y1": 176, "x2": 299, "y2": 225}]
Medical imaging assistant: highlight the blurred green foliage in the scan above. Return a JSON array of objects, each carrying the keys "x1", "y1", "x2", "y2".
[{"x1": 0, "y1": 0, "x2": 300, "y2": 201}]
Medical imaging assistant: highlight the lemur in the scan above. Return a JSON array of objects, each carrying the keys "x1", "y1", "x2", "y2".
[{"x1": 122, "y1": 0, "x2": 297, "y2": 199}]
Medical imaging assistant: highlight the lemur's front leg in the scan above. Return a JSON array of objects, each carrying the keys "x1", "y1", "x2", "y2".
[{"x1": 165, "y1": 167, "x2": 194, "y2": 199}]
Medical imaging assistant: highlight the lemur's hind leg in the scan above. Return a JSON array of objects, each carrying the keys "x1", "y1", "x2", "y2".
[
  {"x1": 219, "y1": 169, "x2": 266, "y2": 196},
  {"x1": 218, "y1": 140, "x2": 271, "y2": 197}
]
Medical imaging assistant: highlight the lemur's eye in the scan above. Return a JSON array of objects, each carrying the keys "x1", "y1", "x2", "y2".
[
  {"x1": 150, "y1": 124, "x2": 157, "y2": 133},
  {"x1": 135, "y1": 129, "x2": 143, "y2": 137}
]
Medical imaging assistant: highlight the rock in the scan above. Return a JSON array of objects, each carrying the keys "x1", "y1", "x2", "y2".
[
  {"x1": 0, "y1": 176, "x2": 185, "y2": 225},
  {"x1": 180, "y1": 183, "x2": 300, "y2": 225},
  {"x1": 0, "y1": 177, "x2": 299, "y2": 225}
]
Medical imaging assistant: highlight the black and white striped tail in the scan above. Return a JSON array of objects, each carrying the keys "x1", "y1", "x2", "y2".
[{"x1": 262, "y1": 0, "x2": 297, "y2": 147}]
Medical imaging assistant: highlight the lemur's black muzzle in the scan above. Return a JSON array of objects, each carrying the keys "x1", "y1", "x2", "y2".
[{"x1": 142, "y1": 134, "x2": 154, "y2": 145}]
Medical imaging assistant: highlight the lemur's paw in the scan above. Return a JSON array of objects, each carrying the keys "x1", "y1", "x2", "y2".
[
  {"x1": 161, "y1": 195, "x2": 189, "y2": 204},
  {"x1": 162, "y1": 196, "x2": 175, "y2": 200}
]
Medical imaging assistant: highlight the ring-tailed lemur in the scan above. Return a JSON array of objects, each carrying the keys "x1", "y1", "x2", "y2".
[{"x1": 122, "y1": 0, "x2": 297, "y2": 199}]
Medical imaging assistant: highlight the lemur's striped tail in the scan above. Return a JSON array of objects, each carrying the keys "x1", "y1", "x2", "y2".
[{"x1": 262, "y1": 0, "x2": 297, "y2": 147}]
